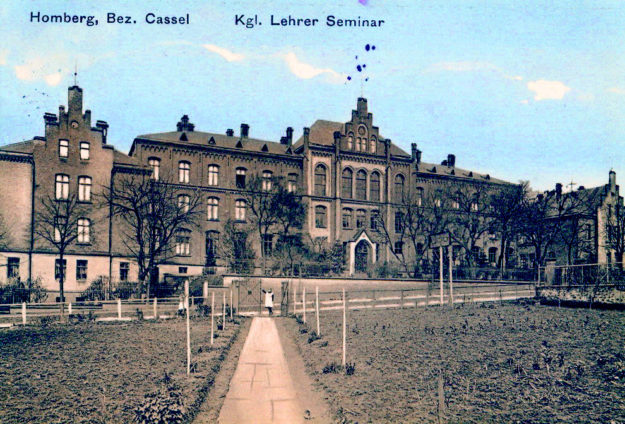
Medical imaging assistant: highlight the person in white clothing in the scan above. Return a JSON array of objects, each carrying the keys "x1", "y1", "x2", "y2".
[{"x1": 262, "y1": 288, "x2": 274, "y2": 315}]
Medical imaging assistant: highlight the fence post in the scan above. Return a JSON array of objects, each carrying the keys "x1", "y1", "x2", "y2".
[
  {"x1": 22, "y1": 302, "x2": 26, "y2": 325},
  {"x1": 342, "y1": 288, "x2": 346, "y2": 367},
  {"x1": 303, "y1": 287, "x2": 307, "y2": 324},
  {"x1": 230, "y1": 288, "x2": 233, "y2": 319},
  {"x1": 400, "y1": 290, "x2": 404, "y2": 309},
  {"x1": 372, "y1": 290, "x2": 376, "y2": 309},
  {"x1": 153, "y1": 297, "x2": 157, "y2": 319},
  {"x1": 499, "y1": 289, "x2": 503, "y2": 305},
  {"x1": 211, "y1": 292, "x2": 214, "y2": 345},
  {"x1": 223, "y1": 292, "x2": 226, "y2": 330},
  {"x1": 449, "y1": 245, "x2": 454, "y2": 307},
  {"x1": 293, "y1": 285, "x2": 297, "y2": 316},
  {"x1": 315, "y1": 286, "x2": 320, "y2": 336},
  {"x1": 185, "y1": 280, "x2": 191, "y2": 376},
  {"x1": 439, "y1": 246, "x2": 444, "y2": 306},
  {"x1": 203, "y1": 281, "x2": 209, "y2": 303},
  {"x1": 117, "y1": 298, "x2": 122, "y2": 319},
  {"x1": 68, "y1": 302, "x2": 72, "y2": 316}
]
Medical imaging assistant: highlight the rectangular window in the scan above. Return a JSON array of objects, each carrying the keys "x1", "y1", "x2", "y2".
[
  {"x1": 315, "y1": 206, "x2": 327, "y2": 228},
  {"x1": 55, "y1": 174, "x2": 69, "y2": 200},
  {"x1": 395, "y1": 212, "x2": 403, "y2": 233},
  {"x1": 79, "y1": 142, "x2": 90, "y2": 160},
  {"x1": 176, "y1": 232, "x2": 191, "y2": 256},
  {"x1": 288, "y1": 173, "x2": 298, "y2": 193},
  {"x1": 235, "y1": 199, "x2": 246, "y2": 221},
  {"x1": 394, "y1": 241, "x2": 404, "y2": 255},
  {"x1": 59, "y1": 139, "x2": 69, "y2": 158},
  {"x1": 179, "y1": 161, "x2": 190, "y2": 184},
  {"x1": 356, "y1": 210, "x2": 366, "y2": 229},
  {"x1": 148, "y1": 158, "x2": 160, "y2": 180},
  {"x1": 370, "y1": 210, "x2": 379, "y2": 230},
  {"x1": 208, "y1": 165, "x2": 219, "y2": 186},
  {"x1": 236, "y1": 168, "x2": 246, "y2": 189},
  {"x1": 77, "y1": 218, "x2": 90, "y2": 243},
  {"x1": 78, "y1": 176, "x2": 92, "y2": 202},
  {"x1": 205, "y1": 231, "x2": 219, "y2": 266},
  {"x1": 263, "y1": 234, "x2": 273, "y2": 256},
  {"x1": 76, "y1": 259, "x2": 88, "y2": 281},
  {"x1": 207, "y1": 197, "x2": 219, "y2": 220},
  {"x1": 119, "y1": 262, "x2": 129, "y2": 281},
  {"x1": 342, "y1": 209, "x2": 353, "y2": 229},
  {"x1": 178, "y1": 267, "x2": 188, "y2": 274},
  {"x1": 7, "y1": 257, "x2": 19, "y2": 279},
  {"x1": 55, "y1": 259, "x2": 67, "y2": 281}
]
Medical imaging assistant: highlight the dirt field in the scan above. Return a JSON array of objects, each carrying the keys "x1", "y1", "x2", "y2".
[
  {"x1": 0, "y1": 317, "x2": 248, "y2": 424},
  {"x1": 285, "y1": 301, "x2": 625, "y2": 423}
]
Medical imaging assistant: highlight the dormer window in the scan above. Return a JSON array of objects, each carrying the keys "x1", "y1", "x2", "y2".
[
  {"x1": 79, "y1": 142, "x2": 90, "y2": 160},
  {"x1": 59, "y1": 139, "x2": 69, "y2": 158}
]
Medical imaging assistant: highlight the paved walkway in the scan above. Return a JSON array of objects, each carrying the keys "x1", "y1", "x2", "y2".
[{"x1": 218, "y1": 317, "x2": 305, "y2": 424}]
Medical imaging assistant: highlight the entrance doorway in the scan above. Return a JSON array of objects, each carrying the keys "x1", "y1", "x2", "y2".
[{"x1": 355, "y1": 240, "x2": 370, "y2": 273}]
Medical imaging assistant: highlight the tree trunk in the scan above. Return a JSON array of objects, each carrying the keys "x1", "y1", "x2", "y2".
[{"x1": 59, "y1": 252, "x2": 66, "y2": 322}]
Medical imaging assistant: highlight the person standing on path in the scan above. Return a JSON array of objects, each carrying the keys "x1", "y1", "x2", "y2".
[{"x1": 262, "y1": 288, "x2": 274, "y2": 315}]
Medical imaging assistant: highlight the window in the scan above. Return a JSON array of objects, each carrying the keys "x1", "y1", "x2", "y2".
[
  {"x1": 452, "y1": 199, "x2": 460, "y2": 209},
  {"x1": 314, "y1": 165, "x2": 327, "y2": 196},
  {"x1": 148, "y1": 157, "x2": 160, "y2": 180},
  {"x1": 178, "y1": 194, "x2": 190, "y2": 213},
  {"x1": 370, "y1": 136, "x2": 377, "y2": 154},
  {"x1": 416, "y1": 187, "x2": 424, "y2": 206},
  {"x1": 315, "y1": 206, "x2": 327, "y2": 228},
  {"x1": 78, "y1": 176, "x2": 92, "y2": 202},
  {"x1": 59, "y1": 139, "x2": 69, "y2": 158},
  {"x1": 175, "y1": 229, "x2": 191, "y2": 256},
  {"x1": 370, "y1": 210, "x2": 379, "y2": 230},
  {"x1": 235, "y1": 199, "x2": 246, "y2": 221},
  {"x1": 207, "y1": 197, "x2": 219, "y2": 220},
  {"x1": 178, "y1": 161, "x2": 190, "y2": 183},
  {"x1": 120, "y1": 262, "x2": 129, "y2": 281},
  {"x1": 471, "y1": 202, "x2": 479, "y2": 212},
  {"x1": 178, "y1": 267, "x2": 188, "y2": 274},
  {"x1": 262, "y1": 170, "x2": 273, "y2": 191},
  {"x1": 207, "y1": 165, "x2": 219, "y2": 186},
  {"x1": 395, "y1": 211, "x2": 403, "y2": 233},
  {"x1": 263, "y1": 234, "x2": 273, "y2": 256},
  {"x1": 76, "y1": 260, "x2": 88, "y2": 281},
  {"x1": 55, "y1": 259, "x2": 66, "y2": 281},
  {"x1": 435, "y1": 198, "x2": 442, "y2": 208},
  {"x1": 356, "y1": 170, "x2": 367, "y2": 200},
  {"x1": 471, "y1": 246, "x2": 481, "y2": 261},
  {"x1": 347, "y1": 133, "x2": 354, "y2": 150},
  {"x1": 54, "y1": 215, "x2": 66, "y2": 242},
  {"x1": 288, "y1": 173, "x2": 298, "y2": 193},
  {"x1": 234, "y1": 232, "x2": 248, "y2": 258},
  {"x1": 394, "y1": 241, "x2": 404, "y2": 255},
  {"x1": 342, "y1": 168, "x2": 353, "y2": 199},
  {"x1": 55, "y1": 174, "x2": 70, "y2": 200},
  {"x1": 342, "y1": 208, "x2": 353, "y2": 229},
  {"x1": 488, "y1": 247, "x2": 498, "y2": 265},
  {"x1": 370, "y1": 172, "x2": 381, "y2": 202},
  {"x1": 236, "y1": 168, "x2": 246, "y2": 189},
  {"x1": 394, "y1": 174, "x2": 405, "y2": 202},
  {"x1": 205, "y1": 231, "x2": 219, "y2": 266},
  {"x1": 77, "y1": 218, "x2": 90, "y2": 243},
  {"x1": 7, "y1": 257, "x2": 19, "y2": 279},
  {"x1": 79, "y1": 142, "x2": 90, "y2": 160},
  {"x1": 356, "y1": 209, "x2": 366, "y2": 229}
]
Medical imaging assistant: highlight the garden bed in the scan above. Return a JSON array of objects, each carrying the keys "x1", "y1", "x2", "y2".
[
  {"x1": 0, "y1": 316, "x2": 248, "y2": 423},
  {"x1": 285, "y1": 301, "x2": 625, "y2": 423}
]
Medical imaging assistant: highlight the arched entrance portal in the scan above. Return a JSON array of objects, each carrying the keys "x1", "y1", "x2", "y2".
[{"x1": 355, "y1": 240, "x2": 370, "y2": 273}]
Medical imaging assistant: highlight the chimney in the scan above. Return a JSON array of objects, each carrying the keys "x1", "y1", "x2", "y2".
[
  {"x1": 84, "y1": 109, "x2": 91, "y2": 126},
  {"x1": 333, "y1": 131, "x2": 341, "y2": 145},
  {"x1": 240, "y1": 123, "x2": 249, "y2": 138},
  {"x1": 609, "y1": 170, "x2": 616, "y2": 190},
  {"x1": 416, "y1": 150, "x2": 422, "y2": 163},
  {"x1": 447, "y1": 154, "x2": 456, "y2": 167},
  {"x1": 96, "y1": 120, "x2": 109, "y2": 144},
  {"x1": 286, "y1": 127, "x2": 293, "y2": 146},
  {"x1": 303, "y1": 127, "x2": 310, "y2": 149},
  {"x1": 411, "y1": 143, "x2": 417, "y2": 162},
  {"x1": 556, "y1": 183, "x2": 563, "y2": 197},
  {"x1": 226, "y1": 129, "x2": 234, "y2": 137}
]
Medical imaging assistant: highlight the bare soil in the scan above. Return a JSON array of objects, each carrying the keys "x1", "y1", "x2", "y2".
[
  {"x1": 0, "y1": 317, "x2": 246, "y2": 424},
  {"x1": 285, "y1": 301, "x2": 625, "y2": 423}
]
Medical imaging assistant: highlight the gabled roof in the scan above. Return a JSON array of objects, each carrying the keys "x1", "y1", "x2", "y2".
[
  {"x1": 293, "y1": 119, "x2": 410, "y2": 157},
  {"x1": 416, "y1": 161, "x2": 509, "y2": 185},
  {"x1": 113, "y1": 149, "x2": 143, "y2": 167},
  {"x1": 0, "y1": 139, "x2": 42, "y2": 154},
  {"x1": 134, "y1": 131, "x2": 295, "y2": 156}
]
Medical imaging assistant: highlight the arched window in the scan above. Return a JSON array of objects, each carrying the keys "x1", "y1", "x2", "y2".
[
  {"x1": 288, "y1": 173, "x2": 298, "y2": 193},
  {"x1": 207, "y1": 197, "x2": 219, "y2": 220},
  {"x1": 415, "y1": 187, "x2": 424, "y2": 206},
  {"x1": 314, "y1": 164, "x2": 327, "y2": 196},
  {"x1": 175, "y1": 229, "x2": 191, "y2": 256},
  {"x1": 148, "y1": 157, "x2": 160, "y2": 180},
  {"x1": 370, "y1": 210, "x2": 379, "y2": 230},
  {"x1": 347, "y1": 132, "x2": 354, "y2": 150},
  {"x1": 77, "y1": 218, "x2": 91, "y2": 244},
  {"x1": 236, "y1": 167, "x2": 246, "y2": 189},
  {"x1": 315, "y1": 205, "x2": 327, "y2": 228},
  {"x1": 58, "y1": 139, "x2": 69, "y2": 158},
  {"x1": 78, "y1": 176, "x2": 92, "y2": 202},
  {"x1": 369, "y1": 136, "x2": 377, "y2": 154},
  {"x1": 235, "y1": 199, "x2": 246, "y2": 221},
  {"x1": 207, "y1": 165, "x2": 219, "y2": 186},
  {"x1": 178, "y1": 194, "x2": 190, "y2": 213},
  {"x1": 356, "y1": 209, "x2": 366, "y2": 228},
  {"x1": 356, "y1": 170, "x2": 367, "y2": 200},
  {"x1": 342, "y1": 168, "x2": 353, "y2": 199},
  {"x1": 370, "y1": 171, "x2": 381, "y2": 202},
  {"x1": 394, "y1": 174, "x2": 405, "y2": 202},
  {"x1": 55, "y1": 174, "x2": 70, "y2": 200},
  {"x1": 342, "y1": 208, "x2": 353, "y2": 229},
  {"x1": 178, "y1": 161, "x2": 191, "y2": 183},
  {"x1": 205, "y1": 230, "x2": 219, "y2": 266},
  {"x1": 262, "y1": 170, "x2": 273, "y2": 191},
  {"x1": 79, "y1": 142, "x2": 90, "y2": 160}
]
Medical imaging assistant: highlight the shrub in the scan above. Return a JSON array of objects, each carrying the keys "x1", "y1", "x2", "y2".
[
  {"x1": 134, "y1": 383, "x2": 185, "y2": 424},
  {"x1": 322, "y1": 362, "x2": 342, "y2": 374},
  {"x1": 307, "y1": 331, "x2": 321, "y2": 343},
  {"x1": 0, "y1": 277, "x2": 48, "y2": 304},
  {"x1": 345, "y1": 362, "x2": 356, "y2": 376},
  {"x1": 82, "y1": 277, "x2": 107, "y2": 301}
]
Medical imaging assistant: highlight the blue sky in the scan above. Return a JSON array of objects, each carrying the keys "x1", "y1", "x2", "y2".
[{"x1": 1, "y1": 0, "x2": 623, "y2": 191}]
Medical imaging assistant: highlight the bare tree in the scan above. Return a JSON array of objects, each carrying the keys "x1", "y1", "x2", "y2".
[
  {"x1": 0, "y1": 214, "x2": 9, "y2": 249},
  {"x1": 606, "y1": 200, "x2": 625, "y2": 268},
  {"x1": 33, "y1": 193, "x2": 90, "y2": 307},
  {"x1": 273, "y1": 183, "x2": 306, "y2": 275},
  {"x1": 488, "y1": 182, "x2": 528, "y2": 271},
  {"x1": 217, "y1": 219, "x2": 255, "y2": 274},
  {"x1": 103, "y1": 174, "x2": 203, "y2": 297}
]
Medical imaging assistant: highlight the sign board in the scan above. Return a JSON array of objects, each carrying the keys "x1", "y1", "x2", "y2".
[{"x1": 429, "y1": 232, "x2": 450, "y2": 248}]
